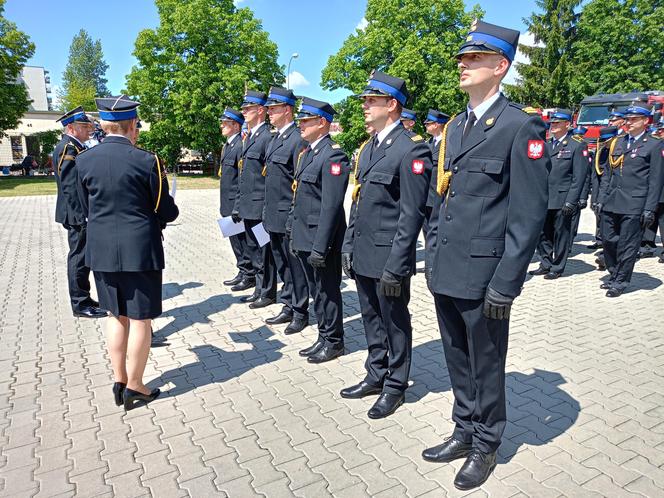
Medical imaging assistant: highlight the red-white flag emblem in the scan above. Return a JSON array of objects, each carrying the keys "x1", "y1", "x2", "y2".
[
  {"x1": 527, "y1": 140, "x2": 544, "y2": 159},
  {"x1": 412, "y1": 160, "x2": 424, "y2": 174},
  {"x1": 582, "y1": 149, "x2": 588, "y2": 157},
  {"x1": 330, "y1": 163, "x2": 341, "y2": 176}
]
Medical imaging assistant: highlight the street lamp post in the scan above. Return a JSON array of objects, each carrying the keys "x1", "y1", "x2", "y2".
[{"x1": 286, "y1": 53, "x2": 299, "y2": 89}]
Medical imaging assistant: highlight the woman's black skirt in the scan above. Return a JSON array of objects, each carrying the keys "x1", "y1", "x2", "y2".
[{"x1": 94, "y1": 270, "x2": 162, "y2": 319}]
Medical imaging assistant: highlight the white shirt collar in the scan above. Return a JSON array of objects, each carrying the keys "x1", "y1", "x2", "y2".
[
  {"x1": 278, "y1": 121, "x2": 295, "y2": 136},
  {"x1": 65, "y1": 134, "x2": 85, "y2": 147},
  {"x1": 628, "y1": 131, "x2": 645, "y2": 142},
  {"x1": 105, "y1": 133, "x2": 130, "y2": 140},
  {"x1": 250, "y1": 122, "x2": 265, "y2": 136},
  {"x1": 376, "y1": 120, "x2": 401, "y2": 146},
  {"x1": 227, "y1": 132, "x2": 239, "y2": 144},
  {"x1": 467, "y1": 92, "x2": 502, "y2": 123},
  {"x1": 433, "y1": 134, "x2": 442, "y2": 145},
  {"x1": 309, "y1": 134, "x2": 329, "y2": 151}
]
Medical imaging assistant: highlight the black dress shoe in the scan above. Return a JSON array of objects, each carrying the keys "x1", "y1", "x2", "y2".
[
  {"x1": 528, "y1": 267, "x2": 549, "y2": 276},
  {"x1": 340, "y1": 381, "x2": 382, "y2": 399},
  {"x1": 638, "y1": 250, "x2": 656, "y2": 259},
  {"x1": 599, "y1": 282, "x2": 612, "y2": 289},
  {"x1": 73, "y1": 306, "x2": 109, "y2": 319},
  {"x1": 284, "y1": 316, "x2": 308, "y2": 335},
  {"x1": 123, "y1": 387, "x2": 161, "y2": 411},
  {"x1": 240, "y1": 290, "x2": 260, "y2": 303},
  {"x1": 224, "y1": 273, "x2": 244, "y2": 286},
  {"x1": 367, "y1": 392, "x2": 404, "y2": 419},
  {"x1": 249, "y1": 297, "x2": 275, "y2": 309},
  {"x1": 606, "y1": 288, "x2": 623, "y2": 298},
  {"x1": 88, "y1": 299, "x2": 100, "y2": 308},
  {"x1": 454, "y1": 449, "x2": 497, "y2": 490},
  {"x1": 232, "y1": 278, "x2": 256, "y2": 292},
  {"x1": 265, "y1": 310, "x2": 293, "y2": 325},
  {"x1": 112, "y1": 382, "x2": 126, "y2": 407},
  {"x1": 595, "y1": 257, "x2": 606, "y2": 271},
  {"x1": 299, "y1": 339, "x2": 324, "y2": 357},
  {"x1": 587, "y1": 242, "x2": 601, "y2": 250},
  {"x1": 659, "y1": 255, "x2": 664, "y2": 263},
  {"x1": 543, "y1": 271, "x2": 561, "y2": 280},
  {"x1": 422, "y1": 436, "x2": 473, "y2": 463},
  {"x1": 307, "y1": 343, "x2": 344, "y2": 364}
]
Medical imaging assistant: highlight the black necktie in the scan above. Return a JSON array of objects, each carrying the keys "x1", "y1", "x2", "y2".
[
  {"x1": 369, "y1": 135, "x2": 379, "y2": 161},
  {"x1": 462, "y1": 111, "x2": 476, "y2": 144}
]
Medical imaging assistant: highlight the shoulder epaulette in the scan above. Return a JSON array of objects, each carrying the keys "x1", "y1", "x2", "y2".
[
  {"x1": 331, "y1": 143, "x2": 341, "y2": 149},
  {"x1": 572, "y1": 135, "x2": 584, "y2": 143},
  {"x1": 410, "y1": 134, "x2": 424, "y2": 142}
]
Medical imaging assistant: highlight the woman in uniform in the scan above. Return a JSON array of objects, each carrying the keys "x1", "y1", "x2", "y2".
[{"x1": 77, "y1": 95, "x2": 179, "y2": 410}]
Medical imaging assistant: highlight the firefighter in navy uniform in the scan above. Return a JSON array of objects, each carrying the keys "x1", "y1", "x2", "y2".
[
  {"x1": 529, "y1": 109, "x2": 588, "y2": 279},
  {"x1": 597, "y1": 104, "x2": 664, "y2": 297},
  {"x1": 263, "y1": 87, "x2": 310, "y2": 334},
  {"x1": 340, "y1": 71, "x2": 432, "y2": 420},
  {"x1": 289, "y1": 98, "x2": 350, "y2": 362},
  {"x1": 422, "y1": 21, "x2": 550, "y2": 490},
  {"x1": 422, "y1": 109, "x2": 450, "y2": 274},
  {"x1": 76, "y1": 96, "x2": 179, "y2": 409},
  {"x1": 219, "y1": 108, "x2": 253, "y2": 287},
  {"x1": 232, "y1": 90, "x2": 278, "y2": 306},
  {"x1": 53, "y1": 107, "x2": 107, "y2": 319},
  {"x1": 570, "y1": 126, "x2": 591, "y2": 246}
]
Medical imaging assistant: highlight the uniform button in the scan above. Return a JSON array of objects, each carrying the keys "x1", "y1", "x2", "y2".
[
  {"x1": 618, "y1": 185, "x2": 621, "y2": 189},
  {"x1": 481, "y1": 165, "x2": 486, "y2": 172},
  {"x1": 445, "y1": 214, "x2": 452, "y2": 221},
  {"x1": 492, "y1": 249, "x2": 497, "y2": 256},
  {"x1": 442, "y1": 238, "x2": 448, "y2": 245},
  {"x1": 453, "y1": 166, "x2": 458, "y2": 173},
  {"x1": 450, "y1": 191, "x2": 456, "y2": 197}
]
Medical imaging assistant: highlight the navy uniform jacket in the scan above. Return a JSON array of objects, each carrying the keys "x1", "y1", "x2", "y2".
[
  {"x1": 53, "y1": 135, "x2": 86, "y2": 226},
  {"x1": 430, "y1": 95, "x2": 550, "y2": 300},
  {"x1": 342, "y1": 138, "x2": 371, "y2": 254},
  {"x1": 344, "y1": 123, "x2": 432, "y2": 278},
  {"x1": 590, "y1": 143, "x2": 611, "y2": 206},
  {"x1": 263, "y1": 123, "x2": 306, "y2": 233},
  {"x1": 234, "y1": 123, "x2": 274, "y2": 221},
  {"x1": 546, "y1": 133, "x2": 588, "y2": 209},
  {"x1": 426, "y1": 138, "x2": 442, "y2": 208},
  {"x1": 599, "y1": 134, "x2": 664, "y2": 215},
  {"x1": 290, "y1": 136, "x2": 350, "y2": 254},
  {"x1": 219, "y1": 134, "x2": 243, "y2": 217},
  {"x1": 76, "y1": 136, "x2": 179, "y2": 272}
]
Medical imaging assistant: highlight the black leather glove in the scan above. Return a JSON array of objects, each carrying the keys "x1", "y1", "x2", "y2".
[
  {"x1": 308, "y1": 250, "x2": 326, "y2": 268},
  {"x1": 561, "y1": 202, "x2": 576, "y2": 217},
  {"x1": 640, "y1": 210, "x2": 656, "y2": 229},
  {"x1": 578, "y1": 199, "x2": 588, "y2": 210},
  {"x1": 231, "y1": 211, "x2": 242, "y2": 224},
  {"x1": 341, "y1": 253, "x2": 354, "y2": 280},
  {"x1": 425, "y1": 266, "x2": 433, "y2": 293},
  {"x1": 483, "y1": 287, "x2": 513, "y2": 320},
  {"x1": 379, "y1": 271, "x2": 402, "y2": 297},
  {"x1": 593, "y1": 203, "x2": 603, "y2": 215}
]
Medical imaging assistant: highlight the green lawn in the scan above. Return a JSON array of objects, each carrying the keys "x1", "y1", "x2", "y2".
[{"x1": 0, "y1": 175, "x2": 220, "y2": 198}]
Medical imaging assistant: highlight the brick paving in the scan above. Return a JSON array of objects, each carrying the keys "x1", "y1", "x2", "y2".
[{"x1": 1, "y1": 189, "x2": 664, "y2": 497}]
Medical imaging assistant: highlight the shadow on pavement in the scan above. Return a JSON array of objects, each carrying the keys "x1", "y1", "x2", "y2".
[
  {"x1": 157, "y1": 293, "x2": 241, "y2": 338},
  {"x1": 149, "y1": 326, "x2": 285, "y2": 396},
  {"x1": 162, "y1": 281, "x2": 204, "y2": 300}
]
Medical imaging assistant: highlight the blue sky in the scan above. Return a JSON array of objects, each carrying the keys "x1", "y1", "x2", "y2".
[{"x1": 5, "y1": 0, "x2": 536, "y2": 104}]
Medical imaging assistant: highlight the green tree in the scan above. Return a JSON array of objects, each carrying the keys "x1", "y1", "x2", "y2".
[
  {"x1": 321, "y1": 0, "x2": 482, "y2": 153},
  {"x1": 569, "y1": 0, "x2": 664, "y2": 103},
  {"x1": 58, "y1": 29, "x2": 109, "y2": 111},
  {"x1": 126, "y1": 0, "x2": 283, "y2": 167},
  {"x1": 503, "y1": 0, "x2": 582, "y2": 108},
  {"x1": 30, "y1": 129, "x2": 61, "y2": 166},
  {"x1": 0, "y1": 0, "x2": 35, "y2": 137}
]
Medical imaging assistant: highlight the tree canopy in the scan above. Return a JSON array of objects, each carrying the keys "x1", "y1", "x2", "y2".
[
  {"x1": 58, "y1": 29, "x2": 110, "y2": 111},
  {"x1": 0, "y1": 0, "x2": 35, "y2": 137},
  {"x1": 126, "y1": 0, "x2": 283, "y2": 167},
  {"x1": 321, "y1": 0, "x2": 482, "y2": 153}
]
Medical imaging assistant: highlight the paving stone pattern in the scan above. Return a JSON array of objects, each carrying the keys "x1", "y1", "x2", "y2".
[{"x1": 1, "y1": 190, "x2": 663, "y2": 497}]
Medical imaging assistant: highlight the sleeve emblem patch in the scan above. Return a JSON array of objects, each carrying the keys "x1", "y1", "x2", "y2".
[
  {"x1": 412, "y1": 159, "x2": 424, "y2": 174},
  {"x1": 582, "y1": 149, "x2": 588, "y2": 157},
  {"x1": 527, "y1": 140, "x2": 544, "y2": 159},
  {"x1": 330, "y1": 163, "x2": 342, "y2": 176}
]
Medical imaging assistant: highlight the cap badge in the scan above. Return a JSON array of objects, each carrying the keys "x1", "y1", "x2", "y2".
[{"x1": 485, "y1": 117, "x2": 495, "y2": 126}]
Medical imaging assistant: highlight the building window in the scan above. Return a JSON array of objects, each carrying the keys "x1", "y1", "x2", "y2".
[{"x1": 11, "y1": 136, "x2": 24, "y2": 162}]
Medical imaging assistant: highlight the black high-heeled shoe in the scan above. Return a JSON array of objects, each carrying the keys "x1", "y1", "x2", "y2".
[
  {"x1": 112, "y1": 382, "x2": 126, "y2": 407},
  {"x1": 123, "y1": 387, "x2": 160, "y2": 410}
]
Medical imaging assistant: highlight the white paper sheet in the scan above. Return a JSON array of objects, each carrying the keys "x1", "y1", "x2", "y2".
[
  {"x1": 251, "y1": 222, "x2": 270, "y2": 247},
  {"x1": 170, "y1": 174, "x2": 177, "y2": 198},
  {"x1": 218, "y1": 217, "x2": 245, "y2": 237}
]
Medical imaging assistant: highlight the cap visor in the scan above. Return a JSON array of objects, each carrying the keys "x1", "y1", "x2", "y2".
[{"x1": 455, "y1": 45, "x2": 500, "y2": 59}]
